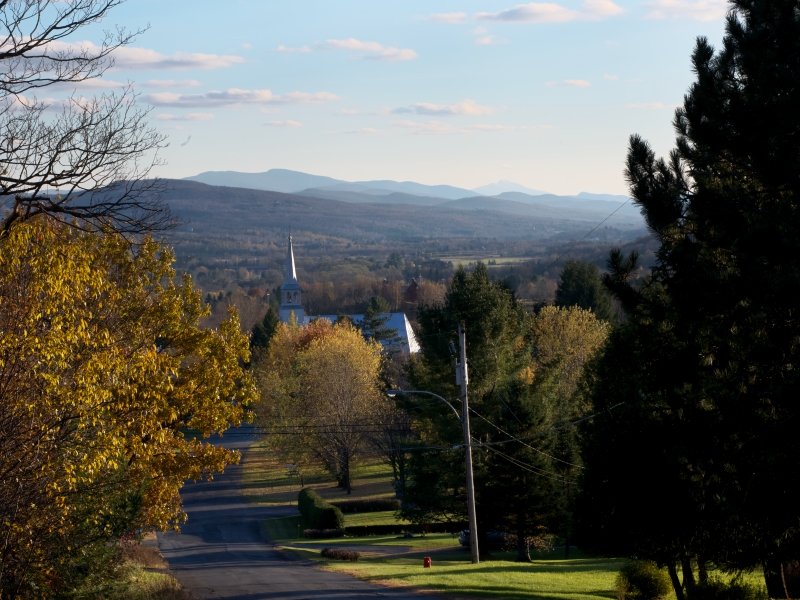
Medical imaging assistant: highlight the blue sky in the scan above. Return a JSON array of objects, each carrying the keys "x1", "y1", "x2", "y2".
[{"x1": 71, "y1": 0, "x2": 730, "y2": 194}]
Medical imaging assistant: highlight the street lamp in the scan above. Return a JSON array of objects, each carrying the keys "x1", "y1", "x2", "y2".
[
  {"x1": 387, "y1": 388, "x2": 480, "y2": 564},
  {"x1": 386, "y1": 389, "x2": 461, "y2": 421}
]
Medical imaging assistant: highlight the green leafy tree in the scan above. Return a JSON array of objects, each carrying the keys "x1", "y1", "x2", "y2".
[
  {"x1": 554, "y1": 260, "x2": 615, "y2": 323},
  {"x1": 360, "y1": 296, "x2": 403, "y2": 352},
  {"x1": 251, "y1": 306, "x2": 280, "y2": 352},
  {"x1": 581, "y1": 0, "x2": 800, "y2": 595},
  {"x1": 403, "y1": 266, "x2": 607, "y2": 560}
]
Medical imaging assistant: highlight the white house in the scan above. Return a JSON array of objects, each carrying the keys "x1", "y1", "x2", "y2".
[{"x1": 278, "y1": 236, "x2": 420, "y2": 354}]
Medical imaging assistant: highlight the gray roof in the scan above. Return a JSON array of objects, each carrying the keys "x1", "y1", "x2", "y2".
[{"x1": 302, "y1": 313, "x2": 420, "y2": 354}]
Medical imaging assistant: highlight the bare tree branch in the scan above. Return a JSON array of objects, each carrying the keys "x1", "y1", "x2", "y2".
[{"x1": 0, "y1": 1, "x2": 171, "y2": 238}]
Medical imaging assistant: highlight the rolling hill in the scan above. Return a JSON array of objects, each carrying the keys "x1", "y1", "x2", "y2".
[{"x1": 160, "y1": 180, "x2": 644, "y2": 250}]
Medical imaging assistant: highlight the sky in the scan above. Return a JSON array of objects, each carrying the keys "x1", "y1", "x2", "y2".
[{"x1": 69, "y1": 0, "x2": 731, "y2": 195}]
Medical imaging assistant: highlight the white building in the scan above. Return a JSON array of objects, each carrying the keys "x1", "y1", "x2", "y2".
[{"x1": 278, "y1": 236, "x2": 420, "y2": 354}]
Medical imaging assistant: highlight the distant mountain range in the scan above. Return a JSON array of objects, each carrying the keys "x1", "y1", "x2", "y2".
[
  {"x1": 162, "y1": 179, "x2": 644, "y2": 251},
  {"x1": 472, "y1": 180, "x2": 549, "y2": 197},
  {"x1": 184, "y1": 169, "x2": 633, "y2": 209}
]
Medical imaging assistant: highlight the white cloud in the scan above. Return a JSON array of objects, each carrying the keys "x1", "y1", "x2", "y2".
[
  {"x1": 335, "y1": 127, "x2": 391, "y2": 135},
  {"x1": 546, "y1": 79, "x2": 591, "y2": 87},
  {"x1": 276, "y1": 44, "x2": 312, "y2": 53},
  {"x1": 340, "y1": 108, "x2": 359, "y2": 115},
  {"x1": 58, "y1": 78, "x2": 128, "y2": 90},
  {"x1": 44, "y1": 41, "x2": 245, "y2": 71},
  {"x1": 469, "y1": 26, "x2": 489, "y2": 34},
  {"x1": 626, "y1": 102, "x2": 669, "y2": 109},
  {"x1": 242, "y1": 43, "x2": 252, "y2": 49},
  {"x1": 393, "y1": 98, "x2": 494, "y2": 116},
  {"x1": 643, "y1": 0, "x2": 728, "y2": 20},
  {"x1": 143, "y1": 88, "x2": 339, "y2": 107},
  {"x1": 470, "y1": 124, "x2": 515, "y2": 131},
  {"x1": 145, "y1": 79, "x2": 202, "y2": 88},
  {"x1": 265, "y1": 120, "x2": 303, "y2": 128},
  {"x1": 155, "y1": 113, "x2": 214, "y2": 121},
  {"x1": 392, "y1": 120, "x2": 515, "y2": 135},
  {"x1": 475, "y1": 35, "x2": 508, "y2": 45},
  {"x1": 325, "y1": 38, "x2": 418, "y2": 61},
  {"x1": 428, "y1": 12, "x2": 468, "y2": 23},
  {"x1": 522, "y1": 124, "x2": 555, "y2": 129},
  {"x1": 476, "y1": 0, "x2": 623, "y2": 22},
  {"x1": 604, "y1": 74, "x2": 619, "y2": 80}
]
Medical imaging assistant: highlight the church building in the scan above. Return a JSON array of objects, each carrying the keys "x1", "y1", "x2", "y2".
[{"x1": 278, "y1": 236, "x2": 420, "y2": 354}]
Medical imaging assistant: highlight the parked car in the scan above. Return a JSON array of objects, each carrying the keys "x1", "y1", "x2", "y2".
[{"x1": 458, "y1": 530, "x2": 506, "y2": 548}]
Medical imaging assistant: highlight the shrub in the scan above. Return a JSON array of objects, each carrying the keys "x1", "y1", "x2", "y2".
[
  {"x1": 616, "y1": 561, "x2": 672, "y2": 600},
  {"x1": 303, "y1": 529, "x2": 345, "y2": 539},
  {"x1": 297, "y1": 489, "x2": 345, "y2": 530},
  {"x1": 343, "y1": 522, "x2": 467, "y2": 536},
  {"x1": 332, "y1": 499, "x2": 401, "y2": 513},
  {"x1": 689, "y1": 578, "x2": 767, "y2": 600},
  {"x1": 321, "y1": 547, "x2": 360, "y2": 561}
]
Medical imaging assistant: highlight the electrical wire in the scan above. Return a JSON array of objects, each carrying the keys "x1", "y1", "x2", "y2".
[
  {"x1": 468, "y1": 406, "x2": 585, "y2": 469},
  {"x1": 540, "y1": 198, "x2": 633, "y2": 274},
  {"x1": 483, "y1": 444, "x2": 577, "y2": 484}
]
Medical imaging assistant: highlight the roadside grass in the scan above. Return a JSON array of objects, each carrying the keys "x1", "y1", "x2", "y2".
[
  {"x1": 260, "y1": 497, "x2": 767, "y2": 600},
  {"x1": 241, "y1": 441, "x2": 395, "y2": 505},
  {"x1": 73, "y1": 540, "x2": 191, "y2": 599},
  {"x1": 322, "y1": 554, "x2": 623, "y2": 600}
]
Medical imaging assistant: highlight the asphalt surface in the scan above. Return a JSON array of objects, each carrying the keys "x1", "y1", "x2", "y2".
[{"x1": 158, "y1": 428, "x2": 424, "y2": 600}]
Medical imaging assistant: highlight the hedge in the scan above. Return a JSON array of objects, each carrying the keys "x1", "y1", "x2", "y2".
[
  {"x1": 297, "y1": 489, "x2": 345, "y2": 530},
  {"x1": 343, "y1": 522, "x2": 467, "y2": 537},
  {"x1": 331, "y1": 498, "x2": 400, "y2": 513},
  {"x1": 303, "y1": 529, "x2": 344, "y2": 539}
]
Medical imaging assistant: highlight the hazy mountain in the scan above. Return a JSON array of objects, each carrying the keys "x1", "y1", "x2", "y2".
[
  {"x1": 440, "y1": 196, "x2": 641, "y2": 225},
  {"x1": 577, "y1": 192, "x2": 632, "y2": 203},
  {"x1": 496, "y1": 192, "x2": 641, "y2": 216},
  {"x1": 472, "y1": 180, "x2": 550, "y2": 197},
  {"x1": 299, "y1": 187, "x2": 446, "y2": 206},
  {"x1": 307, "y1": 182, "x2": 395, "y2": 196},
  {"x1": 160, "y1": 180, "x2": 645, "y2": 246},
  {"x1": 353, "y1": 179, "x2": 474, "y2": 200},
  {"x1": 184, "y1": 169, "x2": 344, "y2": 193}
]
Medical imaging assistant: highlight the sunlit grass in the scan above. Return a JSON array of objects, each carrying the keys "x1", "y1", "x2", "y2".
[{"x1": 241, "y1": 441, "x2": 395, "y2": 504}]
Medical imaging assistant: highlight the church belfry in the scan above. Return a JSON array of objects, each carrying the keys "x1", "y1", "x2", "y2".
[{"x1": 279, "y1": 235, "x2": 304, "y2": 324}]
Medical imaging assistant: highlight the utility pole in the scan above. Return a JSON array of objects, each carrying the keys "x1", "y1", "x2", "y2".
[{"x1": 457, "y1": 322, "x2": 480, "y2": 564}]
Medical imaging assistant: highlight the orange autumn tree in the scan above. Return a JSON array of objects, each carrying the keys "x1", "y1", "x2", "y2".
[
  {"x1": 256, "y1": 319, "x2": 385, "y2": 494},
  {"x1": 0, "y1": 220, "x2": 258, "y2": 598}
]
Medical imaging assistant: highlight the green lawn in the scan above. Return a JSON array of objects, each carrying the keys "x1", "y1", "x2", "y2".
[
  {"x1": 323, "y1": 554, "x2": 623, "y2": 600},
  {"x1": 241, "y1": 442, "x2": 396, "y2": 505},
  {"x1": 262, "y1": 510, "x2": 624, "y2": 600}
]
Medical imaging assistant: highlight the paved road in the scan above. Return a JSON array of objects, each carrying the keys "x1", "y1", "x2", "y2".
[{"x1": 158, "y1": 428, "x2": 424, "y2": 600}]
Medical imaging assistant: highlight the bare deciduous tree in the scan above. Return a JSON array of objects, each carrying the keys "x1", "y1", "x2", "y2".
[{"x1": 0, "y1": 1, "x2": 171, "y2": 237}]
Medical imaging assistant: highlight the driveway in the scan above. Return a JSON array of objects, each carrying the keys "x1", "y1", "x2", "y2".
[{"x1": 158, "y1": 427, "x2": 424, "y2": 599}]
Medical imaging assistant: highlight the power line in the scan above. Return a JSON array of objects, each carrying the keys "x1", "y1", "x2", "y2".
[
  {"x1": 541, "y1": 198, "x2": 633, "y2": 274},
  {"x1": 468, "y1": 406, "x2": 584, "y2": 469}
]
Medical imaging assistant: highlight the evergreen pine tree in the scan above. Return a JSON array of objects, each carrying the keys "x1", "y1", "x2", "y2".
[
  {"x1": 554, "y1": 260, "x2": 615, "y2": 323},
  {"x1": 583, "y1": 0, "x2": 800, "y2": 593},
  {"x1": 250, "y1": 307, "x2": 280, "y2": 352}
]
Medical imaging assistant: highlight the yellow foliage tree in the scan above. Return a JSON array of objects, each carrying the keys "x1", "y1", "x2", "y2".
[
  {"x1": 255, "y1": 319, "x2": 384, "y2": 494},
  {"x1": 525, "y1": 305, "x2": 611, "y2": 407},
  {"x1": 0, "y1": 220, "x2": 258, "y2": 597}
]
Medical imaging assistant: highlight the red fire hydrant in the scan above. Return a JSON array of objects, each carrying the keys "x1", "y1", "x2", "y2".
[{"x1": 423, "y1": 557, "x2": 432, "y2": 568}]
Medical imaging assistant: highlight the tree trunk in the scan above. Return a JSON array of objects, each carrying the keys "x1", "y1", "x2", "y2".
[
  {"x1": 564, "y1": 531, "x2": 570, "y2": 560},
  {"x1": 763, "y1": 558, "x2": 800, "y2": 599},
  {"x1": 516, "y1": 513, "x2": 531, "y2": 562},
  {"x1": 698, "y1": 557, "x2": 708, "y2": 584},
  {"x1": 341, "y1": 451, "x2": 352, "y2": 494},
  {"x1": 681, "y1": 556, "x2": 696, "y2": 593},
  {"x1": 668, "y1": 564, "x2": 686, "y2": 600}
]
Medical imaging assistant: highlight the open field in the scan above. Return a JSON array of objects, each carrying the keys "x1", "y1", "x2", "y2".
[
  {"x1": 241, "y1": 441, "x2": 396, "y2": 505},
  {"x1": 263, "y1": 508, "x2": 768, "y2": 600}
]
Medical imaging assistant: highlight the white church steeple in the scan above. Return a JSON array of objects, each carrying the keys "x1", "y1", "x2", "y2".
[{"x1": 279, "y1": 235, "x2": 304, "y2": 324}]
